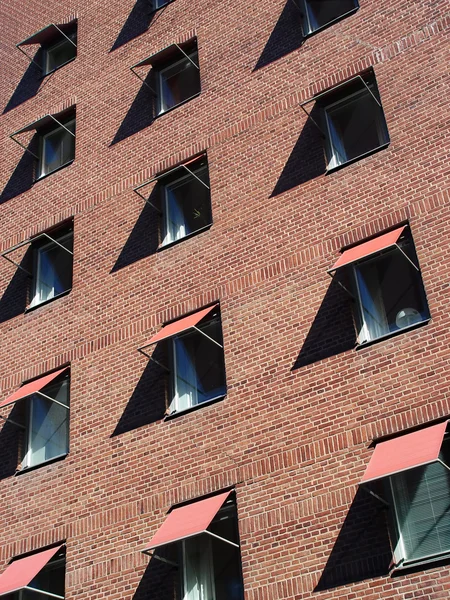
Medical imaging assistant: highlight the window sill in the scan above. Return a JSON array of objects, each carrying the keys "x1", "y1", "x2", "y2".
[
  {"x1": 15, "y1": 453, "x2": 68, "y2": 476},
  {"x1": 25, "y1": 288, "x2": 72, "y2": 313},
  {"x1": 164, "y1": 394, "x2": 226, "y2": 421},
  {"x1": 356, "y1": 318, "x2": 430, "y2": 350},
  {"x1": 34, "y1": 159, "x2": 74, "y2": 183},
  {"x1": 156, "y1": 91, "x2": 201, "y2": 119},
  {"x1": 391, "y1": 552, "x2": 450, "y2": 577},
  {"x1": 157, "y1": 224, "x2": 212, "y2": 251},
  {"x1": 325, "y1": 142, "x2": 390, "y2": 175}
]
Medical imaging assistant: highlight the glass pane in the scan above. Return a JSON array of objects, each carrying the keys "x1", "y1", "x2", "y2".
[
  {"x1": 159, "y1": 53, "x2": 200, "y2": 113},
  {"x1": 41, "y1": 121, "x2": 75, "y2": 176},
  {"x1": 27, "y1": 561, "x2": 65, "y2": 597},
  {"x1": 32, "y1": 234, "x2": 73, "y2": 306},
  {"x1": 172, "y1": 319, "x2": 226, "y2": 412},
  {"x1": 353, "y1": 245, "x2": 428, "y2": 342},
  {"x1": 391, "y1": 461, "x2": 450, "y2": 562},
  {"x1": 183, "y1": 536, "x2": 215, "y2": 600},
  {"x1": 303, "y1": 0, "x2": 357, "y2": 34},
  {"x1": 46, "y1": 37, "x2": 76, "y2": 73},
  {"x1": 209, "y1": 508, "x2": 244, "y2": 600},
  {"x1": 27, "y1": 379, "x2": 69, "y2": 467},
  {"x1": 163, "y1": 167, "x2": 211, "y2": 245},
  {"x1": 326, "y1": 87, "x2": 388, "y2": 167}
]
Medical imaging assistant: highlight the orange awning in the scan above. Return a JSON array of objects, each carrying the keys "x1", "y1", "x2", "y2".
[
  {"x1": 329, "y1": 226, "x2": 406, "y2": 273},
  {"x1": 360, "y1": 421, "x2": 448, "y2": 484},
  {"x1": 143, "y1": 491, "x2": 231, "y2": 552},
  {"x1": 140, "y1": 304, "x2": 218, "y2": 348},
  {"x1": 0, "y1": 367, "x2": 68, "y2": 410},
  {"x1": 0, "y1": 545, "x2": 63, "y2": 597}
]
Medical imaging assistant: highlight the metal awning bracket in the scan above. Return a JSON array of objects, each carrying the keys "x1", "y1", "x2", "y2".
[
  {"x1": 192, "y1": 326, "x2": 223, "y2": 349},
  {"x1": 394, "y1": 244, "x2": 419, "y2": 271},
  {"x1": 174, "y1": 43, "x2": 199, "y2": 69},
  {"x1": 182, "y1": 165, "x2": 209, "y2": 189},
  {"x1": 35, "y1": 391, "x2": 70, "y2": 410},
  {"x1": 48, "y1": 115, "x2": 75, "y2": 137},
  {"x1": 360, "y1": 484, "x2": 389, "y2": 507},
  {"x1": 37, "y1": 233, "x2": 73, "y2": 255},
  {"x1": 138, "y1": 347, "x2": 170, "y2": 372},
  {"x1": 0, "y1": 414, "x2": 26, "y2": 430},
  {"x1": 22, "y1": 586, "x2": 64, "y2": 600},
  {"x1": 144, "y1": 550, "x2": 178, "y2": 567},
  {"x1": 132, "y1": 183, "x2": 161, "y2": 213},
  {"x1": 299, "y1": 103, "x2": 325, "y2": 137},
  {"x1": 9, "y1": 132, "x2": 39, "y2": 159},
  {"x1": 129, "y1": 65, "x2": 157, "y2": 96},
  {"x1": 326, "y1": 270, "x2": 355, "y2": 298},
  {"x1": 16, "y1": 44, "x2": 41, "y2": 68},
  {"x1": 51, "y1": 24, "x2": 77, "y2": 48},
  {"x1": 205, "y1": 530, "x2": 240, "y2": 548}
]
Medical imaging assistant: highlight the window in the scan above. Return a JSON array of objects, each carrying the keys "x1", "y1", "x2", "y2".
[
  {"x1": 29, "y1": 228, "x2": 73, "y2": 308},
  {"x1": 299, "y1": 0, "x2": 359, "y2": 36},
  {"x1": 38, "y1": 117, "x2": 75, "y2": 178},
  {"x1": 43, "y1": 31, "x2": 77, "y2": 75},
  {"x1": 361, "y1": 421, "x2": 450, "y2": 568},
  {"x1": 0, "y1": 544, "x2": 65, "y2": 599},
  {"x1": 138, "y1": 304, "x2": 226, "y2": 416},
  {"x1": 143, "y1": 491, "x2": 244, "y2": 600},
  {"x1": 157, "y1": 48, "x2": 200, "y2": 115},
  {"x1": 161, "y1": 158, "x2": 211, "y2": 246},
  {"x1": 0, "y1": 367, "x2": 70, "y2": 471},
  {"x1": 151, "y1": 0, "x2": 172, "y2": 9},
  {"x1": 16, "y1": 21, "x2": 77, "y2": 76},
  {"x1": 328, "y1": 226, "x2": 430, "y2": 345}
]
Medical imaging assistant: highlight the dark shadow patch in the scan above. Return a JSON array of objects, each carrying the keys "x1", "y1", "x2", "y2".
[
  {"x1": 133, "y1": 546, "x2": 178, "y2": 600},
  {"x1": 111, "y1": 0, "x2": 158, "y2": 51},
  {"x1": 254, "y1": 0, "x2": 304, "y2": 70},
  {"x1": 112, "y1": 347, "x2": 167, "y2": 436},
  {"x1": 271, "y1": 104, "x2": 325, "y2": 196},
  {"x1": 292, "y1": 277, "x2": 356, "y2": 370},
  {"x1": 111, "y1": 196, "x2": 159, "y2": 272},
  {"x1": 0, "y1": 138, "x2": 37, "y2": 204},
  {"x1": 110, "y1": 72, "x2": 156, "y2": 145},
  {"x1": 314, "y1": 488, "x2": 392, "y2": 591},
  {"x1": 3, "y1": 51, "x2": 44, "y2": 114},
  {"x1": 0, "y1": 247, "x2": 31, "y2": 323},
  {"x1": 0, "y1": 403, "x2": 23, "y2": 480}
]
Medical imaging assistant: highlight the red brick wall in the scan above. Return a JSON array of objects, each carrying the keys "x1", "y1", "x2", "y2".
[{"x1": 0, "y1": 0, "x2": 449, "y2": 597}]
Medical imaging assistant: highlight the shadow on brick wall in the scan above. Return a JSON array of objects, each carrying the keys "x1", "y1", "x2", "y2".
[
  {"x1": 0, "y1": 404, "x2": 22, "y2": 480},
  {"x1": 292, "y1": 277, "x2": 356, "y2": 369},
  {"x1": 111, "y1": 197, "x2": 159, "y2": 272},
  {"x1": 112, "y1": 350, "x2": 167, "y2": 436},
  {"x1": 3, "y1": 54, "x2": 44, "y2": 114},
  {"x1": 314, "y1": 488, "x2": 392, "y2": 591},
  {"x1": 134, "y1": 549, "x2": 178, "y2": 600},
  {"x1": 110, "y1": 0, "x2": 159, "y2": 51},
  {"x1": 254, "y1": 0, "x2": 304, "y2": 70},
  {"x1": 0, "y1": 142, "x2": 36, "y2": 204},
  {"x1": 110, "y1": 72, "x2": 156, "y2": 145},
  {"x1": 0, "y1": 252, "x2": 30, "y2": 323},
  {"x1": 271, "y1": 105, "x2": 325, "y2": 196}
]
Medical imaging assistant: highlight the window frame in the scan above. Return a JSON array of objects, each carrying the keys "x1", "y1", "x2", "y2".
[
  {"x1": 21, "y1": 371, "x2": 70, "y2": 471},
  {"x1": 43, "y1": 32, "x2": 77, "y2": 76},
  {"x1": 37, "y1": 117, "x2": 76, "y2": 180},
  {"x1": 299, "y1": 0, "x2": 360, "y2": 37},
  {"x1": 28, "y1": 229, "x2": 74, "y2": 310},
  {"x1": 156, "y1": 49, "x2": 200, "y2": 116}
]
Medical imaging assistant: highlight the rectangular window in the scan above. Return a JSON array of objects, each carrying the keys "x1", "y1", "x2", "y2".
[
  {"x1": 23, "y1": 373, "x2": 70, "y2": 469},
  {"x1": 300, "y1": 0, "x2": 359, "y2": 36},
  {"x1": 30, "y1": 229, "x2": 73, "y2": 308},
  {"x1": 318, "y1": 73, "x2": 389, "y2": 170},
  {"x1": 151, "y1": 0, "x2": 171, "y2": 9},
  {"x1": 38, "y1": 118, "x2": 75, "y2": 178},
  {"x1": 161, "y1": 161, "x2": 211, "y2": 246},
  {"x1": 170, "y1": 311, "x2": 226, "y2": 414},
  {"x1": 157, "y1": 49, "x2": 200, "y2": 115}
]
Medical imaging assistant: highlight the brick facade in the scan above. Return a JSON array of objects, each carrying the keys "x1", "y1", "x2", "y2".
[{"x1": 0, "y1": 0, "x2": 449, "y2": 598}]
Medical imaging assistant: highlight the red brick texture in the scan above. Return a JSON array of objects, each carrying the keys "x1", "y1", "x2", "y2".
[{"x1": 0, "y1": 0, "x2": 449, "y2": 598}]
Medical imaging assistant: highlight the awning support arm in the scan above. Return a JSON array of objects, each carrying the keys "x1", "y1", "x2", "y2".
[
  {"x1": 129, "y1": 65, "x2": 157, "y2": 96},
  {"x1": 182, "y1": 165, "x2": 210, "y2": 189},
  {"x1": 38, "y1": 233, "x2": 73, "y2": 255},
  {"x1": 15, "y1": 44, "x2": 41, "y2": 68},
  {"x1": 48, "y1": 115, "x2": 75, "y2": 137},
  {"x1": 299, "y1": 104, "x2": 325, "y2": 137},
  {"x1": 205, "y1": 531, "x2": 240, "y2": 548},
  {"x1": 192, "y1": 326, "x2": 223, "y2": 349},
  {"x1": 360, "y1": 484, "x2": 390, "y2": 507},
  {"x1": 0, "y1": 414, "x2": 26, "y2": 430},
  {"x1": 326, "y1": 271, "x2": 355, "y2": 299},
  {"x1": 0, "y1": 252, "x2": 32, "y2": 275},
  {"x1": 9, "y1": 132, "x2": 39, "y2": 160},
  {"x1": 138, "y1": 347, "x2": 171, "y2": 372},
  {"x1": 35, "y1": 391, "x2": 70, "y2": 410},
  {"x1": 51, "y1": 24, "x2": 77, "y2": 48},
  {"x1": 174, "y1": 43, "x2": 199, "y2": 69},
  {"x1": 146, "y1": 551, "x2": 178, "y2": 567},
  {"x1": 395, "y1": 244, "x2": 419, "y2": 271},
  {"x1": 132, "y1": 184, "x2": 161, "y2": 213},
  {"x1": 22, "y1": 586, "x2": 64, "y2": 600}
]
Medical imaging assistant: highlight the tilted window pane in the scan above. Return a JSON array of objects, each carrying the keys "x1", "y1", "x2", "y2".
[{"x1": 163, "y1": 166, "x2": 211, "y2": 245}]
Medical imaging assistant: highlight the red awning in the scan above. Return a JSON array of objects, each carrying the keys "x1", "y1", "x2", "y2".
[
  {"x1": 143, "y1": 491, "x2": 231, "y2": 552},
  {"x1": 329, "y1": 226, "x2": 406, "y2": 273},
  {"x1": 141, "y1": 304, "x2": 218, "y2": 347},
  {"x1": 0, "y1": 367, "x2": 68, "y2": 410},
  {"x1": 360, "y1": 421, "x2": 448, "y2": 484},
  {"x1": 0, "y1": 545, "x2": 63, "y2": 597}
]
